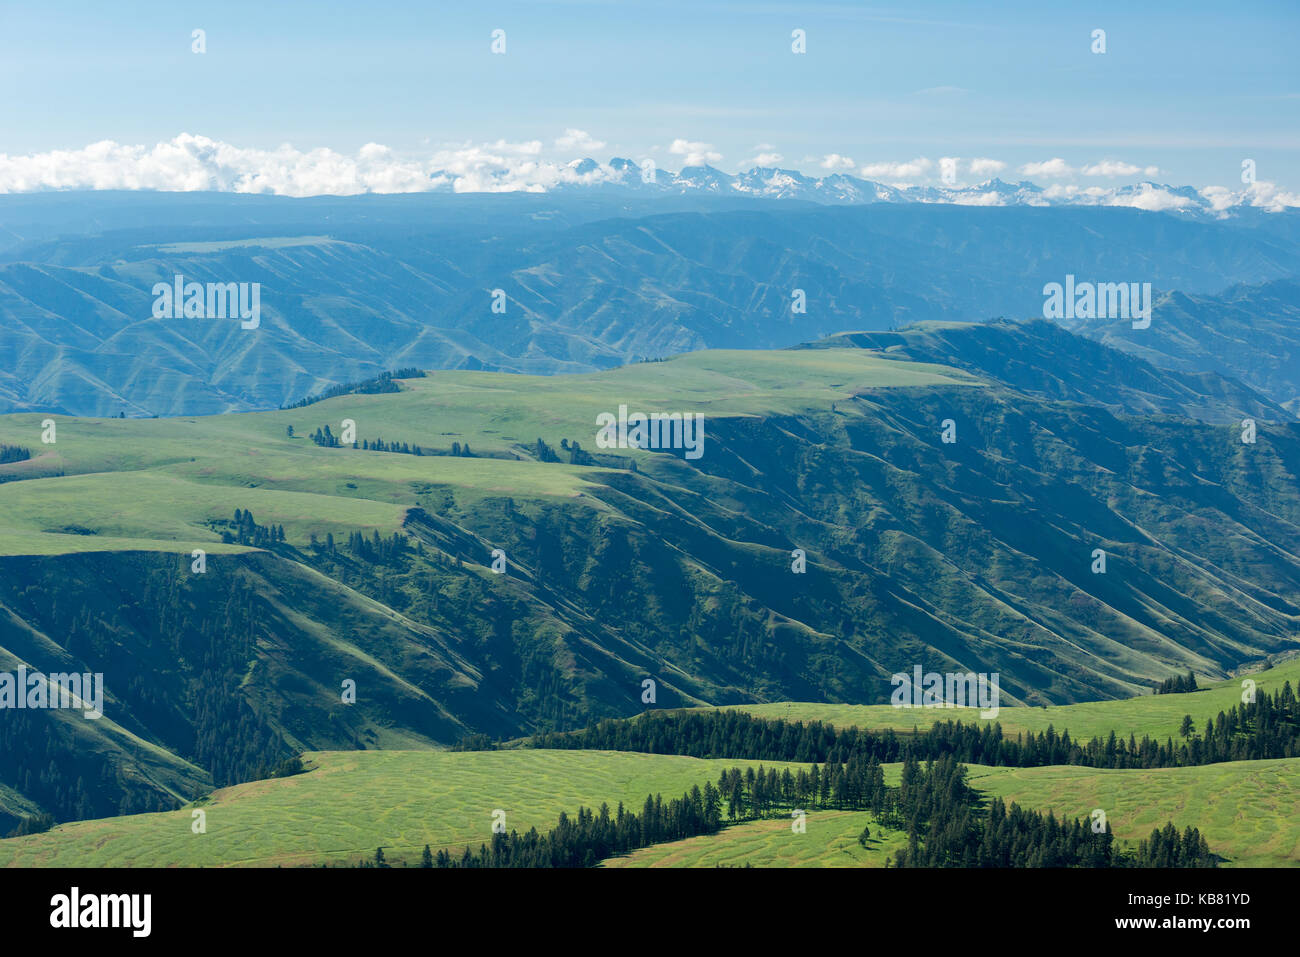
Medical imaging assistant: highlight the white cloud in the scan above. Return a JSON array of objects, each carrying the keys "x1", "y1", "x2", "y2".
[
  {"x1": 1040, "y1": 182, "x2": 1194, "y2": 212},
  {"x1": 1110, "y1": 183, "x2": 1193, "y2": 212},
  {"x1": 554, "y1": 129, "x2": 606, "y2": 153},
  {"x1": 0, "y1": 134, "x2": 432, "y2": 196},
  {"x1": 669, "y1": 138, "x2": 723, "y2": 166},
  {"x1": 859, "y1": 157, "x2": 933, "y2": 179},
  {"x1": 1199, "y1": 185, "x2": 1235, "y2": 212},
  {"x1": 1042, "y1": 184, "x2": 1086, "y2": 201},
  {"x1": 1081, "y1": 160, "x2": 1160, "y2": 178},
  {"x1": 820, "y1": 153, "x2": 856, "y2": 170},
  {"x1": 967, "y1": 157, "x2": 1006, "y2": 177},
  {"x1": 1019, "y1": 157, "x2": 1074, "y2": 178},
  {"x1": 425, "y1": 139, "x2": 574, "y2": 194},
  {"x1": 0, "y1": 133, "x2": 624, "y2": 197},
  {"x1": 1201, "y1": 181, "x2": 1300, "y2": 213},
  {"x1": 749, "y1": 152, "x2": 784, "y2": 167},
  {"x1": 952, "y1": 191, "x2": 1004, "y2": 206}
]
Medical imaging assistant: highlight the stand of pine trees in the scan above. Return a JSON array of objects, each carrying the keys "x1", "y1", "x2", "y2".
[
  {"x1": 337, "y1": 529, "x2": 412, "y2": 565},
  {"x1": 1155, "y1": 671, "x2": 1199, "y2": 694},
  {"x1": 717, "y1": 755, "x2": 887, "y2": 818},
  {"x1": 359, "y1": 437, "x2": 424, "y2": 455},
  {"x1": 308, "y1": 423, "x2": 473, "y2": 458},
  {"x1": 0, "y1": 443, "x2": 32, "y2": 464},
  {"x1": 220, "y1": 508, "x2": 286, "y2": 547},
  {"x1": 533, "y1": 438, "x2": 560, "y2": 462},
  {"x1": 531, "y1": 687, "x2": 1300, "y2": 770},
  {"x1": 282, "y1": 368, "x2": 424, "y2": 409},
  {"x1": 428, "y1": 782, "x2": 725, "y2": 868},
  {"x1": 557, "y1": 438, "x2": 596, "y2": 465},
  {"x1": 310, "y1": 425, "x2": 342, "y2": 447},
  {"x1": 1132, "y1": 822, "x2": 1215, "y2": 867},
  {"x1": 887, "y1": 757, "x2": 1213, "y2": 868}
]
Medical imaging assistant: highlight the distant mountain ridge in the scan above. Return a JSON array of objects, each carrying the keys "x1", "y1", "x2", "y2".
[
  {"x1": 554, "y1": 158, "x2": 1286, "y2": 218},
  {"x1": 3, "y1": 194, "x2": 1300, "y2": 417},
  {"x1": 802, "y1": 319, "x2": 1291, "y2": 424},
  {"x1": 1072, "y1": 280, "x2": 1300, "y2": 415}
]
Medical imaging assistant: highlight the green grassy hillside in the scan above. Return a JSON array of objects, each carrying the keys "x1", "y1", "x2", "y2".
[
  {"x1": 2, "y1": 337, "x2": 1298, "y2": 829},
  {"x1": 725, "y1": 657, "x2": 1300, "y2": 742},
  {"x1": 7, "y1": 745, "x2": 1291, "y2": 868},
  {"x1": 0, "y1": 749, "x2": 809, "y2": 868},
  {"x1": 0, "y1": 349, "x2": 973, "y2": 556},
  {"x1": 969, "y1": 759, "x2": 1300, "y2": 868},
  {"x1": 603, "y1": 809, "x2": 907, "y2": 868}
]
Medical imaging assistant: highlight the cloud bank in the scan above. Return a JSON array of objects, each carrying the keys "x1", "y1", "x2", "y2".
[
  {"x1": 0, "y1": 133, "x2": 627, "y2": 197},
  {"x1": 0, "y1": 134, "x2": 1295, "y2": 212}
]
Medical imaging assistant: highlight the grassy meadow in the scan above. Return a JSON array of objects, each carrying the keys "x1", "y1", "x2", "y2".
[
  {"x1": 0, "y1": 349, "x2": 976, "y2": 558},
  {"x1": 968, "y1": 758, "x2": 1300, "y2": 868},
  {"x1": 603, "y1": 809, "x2": 907, "y2": 868},
  {"x1": 5, "y1": 744, "x2": 1291, "y2": 868},
  {"x1": 0, "y1": 749, "x2": 812, "y2": 868},
  {"x1": 722, "y1": 656, "x2": 1300, "y2": 743}
]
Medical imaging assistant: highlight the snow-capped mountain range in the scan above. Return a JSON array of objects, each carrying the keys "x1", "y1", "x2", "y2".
[
  {"x1": 543, "y1": 158, "x2": 1295, "y2": 217},
  {"x1": 2, "y1": 132, "x2": 1293, "y2": 216}
]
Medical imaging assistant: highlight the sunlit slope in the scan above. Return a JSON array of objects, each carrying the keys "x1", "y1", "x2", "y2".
[
  {"x1": 0, "y1": 349, "x2": 976, "y2": 556},
  {"x1": 968, "y1": 758, "x2": 1300, "y2": 868},
  {"x1": 722, "y1": 657, "x2": 1300, "y2": 742},
  {"x1": 2, "y1": 337, "x2": 1299, "y2": 826},
  {"x1": 603, "y1": 809, "x2": 908, "y2": 868},
  {"x1": 7, "y1": 744, "x2": 1290, "y2": 868},
  {"x1": 0, "y1": 749, "x2": 811, "y2": 868}
]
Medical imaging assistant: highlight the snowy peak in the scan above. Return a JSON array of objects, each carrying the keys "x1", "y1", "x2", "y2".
[
  {"x1": 548, "y1": 161, "x2": 1296, "y2": 217},
  {"x1": 345, "y1": 152, "x2": 1300, "y2": 217}
]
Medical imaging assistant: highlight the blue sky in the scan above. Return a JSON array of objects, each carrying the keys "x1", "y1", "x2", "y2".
[{"x1": 1, "y1": 0, "x2": 1297, "y2": 193}]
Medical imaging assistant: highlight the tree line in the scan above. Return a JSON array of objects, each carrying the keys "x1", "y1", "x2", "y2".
[
  {"x1": 309, "y1": 425, "x2": 343, "y2": 448},
  {"x1": 220, "y1": 508, "x2": 286, "y2": 547},
  {"x1": 887, "y1": 756, "x2": 1213, "y2": 868},
  {"x1": 1155, "y1": 670, "x2": 1199, "y2": 694},
  {"x1": 422, "y1": 783, "x2": 725, "y2": 868},
  {"x1": 358, "y1": 437, "x2": 424, "y2": 455},
  {"x1": 282, "y1": 368, "x2": 425, "y2": 409},
  {"x1": 0, "y1": 443, "x2": 32, "y2": 464},
  {"x1": 529, "y1": 683, "x2": 1300, "y2": 770},
  {"x1": 307, "y1": 423, "x2": 473, "y2": 457},
  {"x1": 530, "y1": 437, "x2": 598, "y2": 466},
  {"x1": 327, "y1": 529, "x2": 416, "y2": 565}
]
